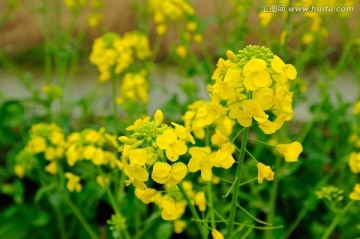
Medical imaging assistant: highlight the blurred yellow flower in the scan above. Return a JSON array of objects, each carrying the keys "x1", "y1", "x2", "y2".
[
  {"x1": 276, "y1": 141, "x2": 303, "y2": 162},
  {"x1": 211, "y1": 229, "x2": 224, "y2": 239},
  {"x1": 96, "y1": 175, "x2": 110, "y2": 188},
  {"x1": 194, "y1": 191, "x2": 206, "y2": 212},
  {"x1": 349, "y1": 184, "x2": 360, "y2": 201},
  {"x1": 14, "y1": 164, "x2": 25, "y2": 178},
  {"x1": 175, "y1": 45, "x2": 187, "y2": 58},
  {"x1": 65, "y1": 172, "x2": 82, "y2": 192},
  {"x1": 353, "y1": 101, "x2": 360, "y2": 115},
  {"x1": 174, "y1": 219, "x2": 186, "y2": 233},
  {"x1": 348, "y1": 152, "x2": 360, "y2": 174},
  {"x1": 160, "y1": 196, "x2": 179, "y2": 221},
  {"x1": 45, "y1": 161, "x2": 58, "y2": 175}
]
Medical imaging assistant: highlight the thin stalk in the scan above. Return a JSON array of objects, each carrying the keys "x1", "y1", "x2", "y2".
[
  {"x1": 207, "y1": 181, "x2": 216, "y2": 229},
  {"x1": 61, "y1": 192, "x2": 98, "y2": 239},
  {"x1": 111, "y1": 73, "x2": 118, "y2": 133},
  {"x1": 264, "y1": 157, "x2": 280, "y2": 239},
  {"x1": 178, "y1": 183, "x2": 208, "y2": 239},
  {"x1": 54, "y1": 204, "x2": 67, "y2": 239},
  {"x1": 321, "y1": 200, "x2": 354, "y2": 239},
  {"x1": 227, "y1": 127, "x2": 249, "y2": 239},
  {"x1": 285, "y1": 157, "x2": 347, "y2": 238}
]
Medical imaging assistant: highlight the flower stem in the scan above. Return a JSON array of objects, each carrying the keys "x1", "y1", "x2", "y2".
[
  {"x1": 227, "y1": 127, "x2": 249, "y2": 239},
  {"x1": 321, "y1": 200, "x2": 354, "y2": 239},
  {"x1": 111, "y1": 73, "x2": 118, "y2": 134},
  {"x1": 61, "y1": 192, "x2": 98, "y2": 239},
  {"x1": 207, "y1": 181, "x2": 216, "y2": 229},
  {"x1": 178, "y1": 183, "x2": 208, "y2": 239}
]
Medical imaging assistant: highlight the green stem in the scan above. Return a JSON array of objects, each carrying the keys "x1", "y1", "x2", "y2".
[
  {"x1": 264, "y1": 157, "x2": 280, "y2": 239},
  {"x1": 321, "y1": 201, "x2": 354, "y2": 239},
  {"x1": 178, "y1": 183, "x2": 207, "y2": 239},
  {"x1": 61, "y1": 192, "x2": 98, "y2": 239},
  {"x1": 207, "y1": 181, "x2": 216, "y2": 229},
  {"x1": 111, "y1": 73, "x2": 118, "y2": 133},
  {"x1": 227, "y1": 127, "x2": 249, "y2": 239},
  {"x1": 285, "y1": 157, "x2": 347, "y2": 238},
  {"x1": 54, "y1": 204, "x2": 67, "y2": 239}
]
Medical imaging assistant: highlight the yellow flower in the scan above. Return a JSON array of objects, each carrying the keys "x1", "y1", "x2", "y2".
[
  {"x1": 125, "y1": 148, "x2": 150, "y2": 188},
  {"x1": 210, "y1": 66, "x2": 241, "y2": 101},
  {"x1": 348, "y1": 152, "x2": 360, "y2": 174},
  {"x1": 349, "y1": 184, "x2": 360, "y2": 201},
  {"x1": 14, "y1": 164, "x2": 25, "y2": 178},
  {"x1": 151, "y1": 162, "x2": 187, "y2": 186},
  {"x1": 171, "y1": 122, "x2": 195, "y2": 144},
  {"x1": 154, "y1": 109, "x2": 164, "y2": 125},
  {"x1": 228, "y1": 99, "x2": 268, "y2": 127},
  {"x1": 83, "y1": 145, "x2": 96, "y2": 159},
  {"x1": 96, "y1": 175, "x2": 110, "y2": 188},
  {"x1": 174, "y1": 220, "x2": 186, "y2": 233},
  {"x1": 175, "y1": 45, "x2": 187, "y2": 58},
  {"x1": 44, "y1": 147, "x2": 56, "y2": 161},
  {"x1": 65, "y1": 172, "x2": 82, "y2": 192},
  {"x1": 92, "y1": 148, "x2": 105, "y2": 165},
  {"x1": 160, "y1": 196, "x2": 179, "y2": 221},
  {"x1": 135, "y1": 188, "x2": 160, "y2": 204},
  {"x1": 253, "y1": 87, "x2": 274, "y2": 110},
  {"x1": 354, "y1": 101, "x2": 360, "y2": 115},
  {"x1": 257, "y1": 163, "x2": 275, "y2": 183},
  {"x1": 156, "y1": 128, "x2": 187, "y2": 161},
  {"x1": 211, "y1": 229, "x2": 224, "y2": 239},
  {"x1": 194, "y1": 192, "x2": 206, "y2": 212},
  {"x1": 211, "y1": 143, "x2": 235, "y2": 169},
  {"x1": 243, "y1": 58, "x2": 271, "y2": 91},
  {"x1": 45, "y1": 161, "x2": 58, "y2": 175},
  {"x1": 188, "y1": 147, "x2": 213, "y2": 181},
  {"x1": 271, "y1": 55, "x2": 297, "y2": 80},
  {"x1": 276, "y1": 141, "x2": 303, "y2": 162},
  {"x1": 27, "y1": 136, "x2": 47, "y2": 154}
]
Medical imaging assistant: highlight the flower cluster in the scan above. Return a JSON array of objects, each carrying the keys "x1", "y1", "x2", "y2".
[
  {"x1": 65, "y1": 127, "x2": 118, "y2": 167},
  {"x1": 316, "y1": 186, "x2": 344, "y2": 203},
  {"x1": 14, "y1": 123, "x2": 66, "y2": 177},
  {"x1": 117, "y1": 109, "x2": 233, "y2": 225},
  {"x1": 14, "y1": 123, "x2": 119, "y2": 192},
  {"x1": 89, "y1": 31, "x2": 152, "y2": 81},
  {"x1": 64, "y1": 0, "x2": 103, "y2": 28},
  {"x1": 347, "y1": 100, "x2": 360, "y2": 200},
  {"x1": 116, "y1": 71, "x2": 149, "y2": 104},
  {"x1": 147, "y1": 0, "x2": 195, "y2": 35},
  {"x1": 146, "y1": 0, "x2": 202, "y2": 59},
  {"x1": 208, "y1": 45, "x2": 297, "y2": 134}
]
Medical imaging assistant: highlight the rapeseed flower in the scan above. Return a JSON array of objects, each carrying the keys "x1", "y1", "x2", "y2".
[
  {"x1": 156, "y1": 128, "x2": 187, "y2": 161},
  {"x1": 207, "y1": 45, "x2": 298, "y2": 134},
  {"x1": 194, "y1": 191, "x2": 206, "y2": 212},
  {"x1": 151, "y1": 162, "x2": 187, "y2": 187},
  {"x1": 212, "y1": 229, "x2": 224, "y2": 239},
  {"x1": 65, "y1": 172, "x2": 82, "y2": 192},
  {"x1": 257, "y1": 163, "x2": 275, "y2": 183},
  {"x1": 188, "y1": 147, "x2": 213, "y2": 181},
  {"x1": 348, "y1": 152, "x2": 360, "y2": 174},
  {"x1": 276, "y1": 141, "x2": 303, "y2": 162},
  {"x1": 349, "y1": 184, "x2": 360, "y2": 201},
  {"x1": 160, "y1": 196, "x2": 179, "y2": 221}
]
